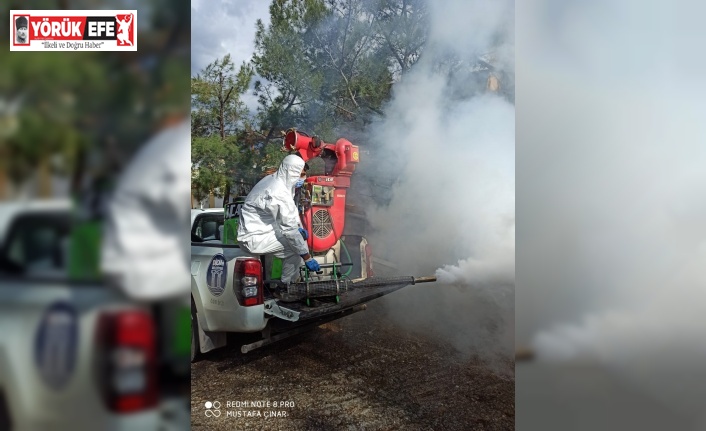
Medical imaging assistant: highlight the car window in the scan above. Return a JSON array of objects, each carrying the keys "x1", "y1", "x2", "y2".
[
  {"x1": 0, "y1": 212, "x2": 71, "y2": 275},
  {"x1": 192, "y1": 214, "x2": 224, "y2": 242}
]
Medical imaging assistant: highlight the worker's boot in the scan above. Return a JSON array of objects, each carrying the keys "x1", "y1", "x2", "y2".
[{"x1": 277, "y1": 281, "x2": 300, "y2": 302}]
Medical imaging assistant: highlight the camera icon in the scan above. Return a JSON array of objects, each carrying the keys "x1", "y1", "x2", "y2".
[{"x1": 205, "y1": 400, "x2": 221, "y2": 417}]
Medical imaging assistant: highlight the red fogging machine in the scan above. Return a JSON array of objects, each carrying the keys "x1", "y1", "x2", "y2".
[
  {"x1": 283, "y1": 128, "x2": 360, "y2": 253},
  {"x1": 272, "y1": 128, "x2": 438, "y2": 309}
]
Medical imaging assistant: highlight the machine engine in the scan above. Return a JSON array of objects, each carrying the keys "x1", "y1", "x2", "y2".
[{"x1": 283, "y1": 129, "x2": 360, "y2": 253}]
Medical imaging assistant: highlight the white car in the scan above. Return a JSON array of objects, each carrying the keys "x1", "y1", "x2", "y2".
[
  {"x1": 0, "y1": 201, "x2": 187, "y2": 431},
  {"x1": 189, "y1": 202, "x2": 433, "y2": 360}
]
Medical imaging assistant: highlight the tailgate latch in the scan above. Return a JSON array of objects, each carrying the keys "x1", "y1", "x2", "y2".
[{"x1": 263, "y1": 300, "x2": 300, "y2": 322}]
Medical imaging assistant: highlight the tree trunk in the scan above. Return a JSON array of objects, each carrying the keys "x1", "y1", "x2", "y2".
[
  {"x1": 223, "y1": 184, "x2": 231, "y2": 206},
  {"x1": 38, "y1": 156, "x2": 52, "y2": 198},
  {"x1": 0, "y1": 165, "x2": 6, "y2": 200},
  {"x1": 219, "y1": 72, "x2": 226, "y2": 139},
  {"x1": 70, "y1": 146, "x2": 86, "y2": 197},
  {"x1": 0, "y1": 145, "x2": 8, "y2": 199}
]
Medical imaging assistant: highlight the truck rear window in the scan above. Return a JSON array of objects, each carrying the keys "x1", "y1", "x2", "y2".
[
  {"x1": 0, "y1": 212, "x2": 71, "y2": 276},
  {"x1": 192, "y1": 214, "x2": 224, "y2": 242}
]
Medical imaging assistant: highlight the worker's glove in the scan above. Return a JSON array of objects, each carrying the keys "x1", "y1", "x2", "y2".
[
  {"x1": 298, "y1": 227, "x2": 308, "y2": 240},
  {"x1": 304, "y1": 258, "x2": 320, "y2": 272}
]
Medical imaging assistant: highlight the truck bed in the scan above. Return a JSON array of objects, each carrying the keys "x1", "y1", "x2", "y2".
[{"x1": 270, "y1": 276, "x2": 416, "y2": 322}]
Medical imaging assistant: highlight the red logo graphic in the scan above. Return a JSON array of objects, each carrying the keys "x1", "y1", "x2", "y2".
[{"x1": 115, "y1": 13, "x2": 134, "y2": 46}]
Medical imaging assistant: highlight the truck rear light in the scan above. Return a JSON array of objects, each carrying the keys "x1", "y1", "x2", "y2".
[
  {"x1": 242, "y1": 285, "x2": 258, "y2": 298},
  {"x1": 234, "y1": 257, "x2": 263, "y2": 306},
  {"x1": 96, "y1": 310, "x2": 158, "y2": 413},
  {"x1": 241, "y1": 276, "x2": 258, "y2": 287}
]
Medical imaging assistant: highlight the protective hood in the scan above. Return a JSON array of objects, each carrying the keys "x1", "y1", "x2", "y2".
[
  {"x1": 276, "y1": 155, "x2": 306, "y2": 194},
  {"x1": 101, "y1": 121, "x2": 191, "y2": 302}
]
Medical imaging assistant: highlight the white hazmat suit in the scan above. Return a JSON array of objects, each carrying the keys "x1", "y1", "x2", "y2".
[
  {"x1": 237, "y1": 155, "x2": 309, "y2": 284},
  {"x1": 101, "y1": 121, "x2": 191, "y2": 301}
]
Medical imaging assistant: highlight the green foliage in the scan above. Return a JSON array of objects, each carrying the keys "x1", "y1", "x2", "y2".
[
  {"x1": 193, "y1": 0, "x2": 513, "y2": 194},
  {"x1": 248, "y1": 0, "x2": 514, "y2": 139},
  {"x1": 191, "y1": 55, "x2": 253, "y2": 138},
  {"x1": 366, "y1": 0, "x2": 429, "y2": 75},
  {"x1": 252, "y1": 0, "x2": 329, "y2": 139},
  {"x1": 191, "y1": 55, "x2": 255, "y2": 202},
  {"x1": 0, "y1": 52, "x2": 107, "y2": 183},
  {"x1": 263, "y1": 144, "x2": 288, "y2": 166},
  {"x1": 309, "y1": 0, "x2": 394, "y2": 121},
  {"x1": 252, "y1": 0, "x2": 426, "y2": 139},
  {"x1": 191, "y1": 135, "x2": 239, "y2": 201}
]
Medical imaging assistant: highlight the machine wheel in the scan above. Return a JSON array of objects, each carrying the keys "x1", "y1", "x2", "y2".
[{"x1": 190, "y1": 297, "x2": 201, "y2": 363}]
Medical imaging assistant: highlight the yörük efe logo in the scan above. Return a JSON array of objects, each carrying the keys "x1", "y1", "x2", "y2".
[{"x1": 10, "y1": 10, "x2": 137, "y2": 51}]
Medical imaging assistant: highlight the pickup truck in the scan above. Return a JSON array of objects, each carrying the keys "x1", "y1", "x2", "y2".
[
  {"x1": 0, "y1": 200, "x2": 188, "y2": 431},
  {"x1": 190, "y1": 202, "x2": 434, "y2": 360}
]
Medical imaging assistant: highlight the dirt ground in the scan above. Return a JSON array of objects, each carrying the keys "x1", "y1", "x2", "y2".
[{"x1": 191, "y1": 300, "x2": 514, "y2": 430}]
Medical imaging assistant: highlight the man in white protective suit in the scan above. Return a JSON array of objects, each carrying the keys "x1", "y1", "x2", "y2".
[
  {"x1": 101, "y1": 120, "x2": 191, "y2": 301},
  {"x1": 237, "y1": 154, "x2": 321, "y2": 285}
]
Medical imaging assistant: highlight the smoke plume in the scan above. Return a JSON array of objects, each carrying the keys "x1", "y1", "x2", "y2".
[
  {"x1": 360, "y1": 0, "x2": 515, "y2": 366},
  {"x1": 517, "y1": 0, "x2": 706, "y2": 423}
]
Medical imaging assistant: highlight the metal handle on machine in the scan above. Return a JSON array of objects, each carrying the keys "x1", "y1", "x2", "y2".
[
  {"x1": 310, "y1": 263, "x2": 353, "y2": 268},
  {"x1": 300, "y1": 262, "x2": 353, "y2": 275}
]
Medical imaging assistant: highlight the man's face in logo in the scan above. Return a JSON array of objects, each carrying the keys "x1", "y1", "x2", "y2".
[{"x1": 17, "y1": 25, "x2": 27, "y2": 40}]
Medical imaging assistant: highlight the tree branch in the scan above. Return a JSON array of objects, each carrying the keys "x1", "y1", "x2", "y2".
[
  {"x1": 265, "y1": 90, "x2": 298, "y2": 142},
  {"x1": 332, "y1": 102, "x2": 356, "y2": 117}
]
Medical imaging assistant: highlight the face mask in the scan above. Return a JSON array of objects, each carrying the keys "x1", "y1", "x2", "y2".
[{"x1": 295, "y1": 178, "x2": 305, "y2": 188}]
